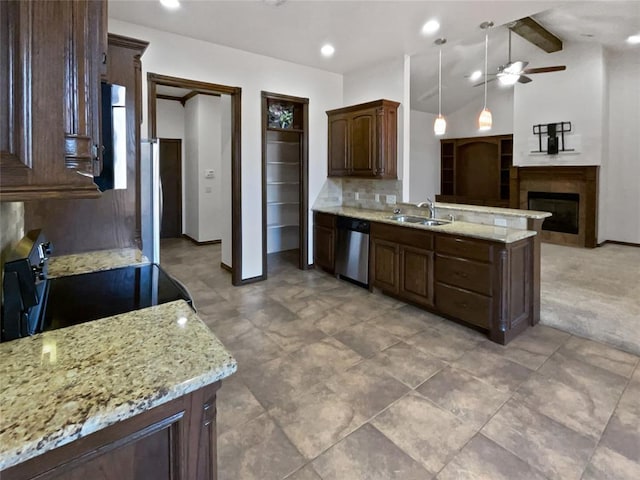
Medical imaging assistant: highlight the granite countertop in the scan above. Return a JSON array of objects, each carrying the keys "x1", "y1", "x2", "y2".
[
  {"x1": 0, "y1": 300, "x2": 237, "y2": 471},
  {"x1": 313, "y1": 206, "x2": 537, "y2": 243},
  {"x1": 47, "y1": 248, "x2": 150, "y2": 279},
  {"x1": 433, "y1": 202, "x2": 552, "y2": 219}
]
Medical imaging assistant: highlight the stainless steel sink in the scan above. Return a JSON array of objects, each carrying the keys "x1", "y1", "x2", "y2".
[{"x1": 387, "y1": 215, "x2": 450, "y2": 226}]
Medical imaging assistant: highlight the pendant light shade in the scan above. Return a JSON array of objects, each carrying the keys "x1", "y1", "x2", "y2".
[
  {"x1": 433, "y1": 38, "x2": 447, "y2": 136},
  {"x1": 478, "y1": 22, "x2": 493, "y2": 131},
  {"x1": 434, "y1": 114, "x2": 447, "y2": 135},
  {"x1": 478, "y1": 108, "x2": 492, "y2": 130}
]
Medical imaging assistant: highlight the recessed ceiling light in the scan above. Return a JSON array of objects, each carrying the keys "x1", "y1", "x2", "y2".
[
  {"x1": 421, "y1": 20, "x2": 440, "y2": 35},
  {"x1": 627, "y1": 34, "x2": 640, "y2": 45},
  {"x1": 321, "y1": 44, "x2": 335, "y2": 57},
  {"x1": 470, "y1": 70, "x2": 482, "y2": 82},
  {"x1": 160, "y1": 0, "x2": 180, "y2": 9}
]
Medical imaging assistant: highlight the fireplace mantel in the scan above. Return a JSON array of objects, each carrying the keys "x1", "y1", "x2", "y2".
[{"x1": 510, "y1": 166, "x2": 598, "y2": 248}]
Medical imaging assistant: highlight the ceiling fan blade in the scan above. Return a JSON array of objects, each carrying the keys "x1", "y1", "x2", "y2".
[
  {"x1": 523, "y1": 65, "x2": 566, "y2": 74},
  {"x1": 473, "y1": 77, "x2": 497, "y2": 88},
  {"x1": 518, "y1": 75, "x2": 533, "y2": 84}
]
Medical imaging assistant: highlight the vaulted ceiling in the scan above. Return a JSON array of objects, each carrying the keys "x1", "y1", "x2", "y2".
[{"x1": 110, "y1": 1, "x2": 640, "y2": 113}]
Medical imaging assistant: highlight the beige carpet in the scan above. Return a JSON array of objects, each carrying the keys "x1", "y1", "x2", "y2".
[{"x1": 541, "y1": 242, "x2": 640, "y2": 356}]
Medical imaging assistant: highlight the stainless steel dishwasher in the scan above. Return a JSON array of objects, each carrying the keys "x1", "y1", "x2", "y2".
[{"x1": 335, "y1": 216, "x2": 370, "y2": 288}]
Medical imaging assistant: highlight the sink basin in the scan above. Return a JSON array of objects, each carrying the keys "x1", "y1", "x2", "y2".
[
  {"x1": 387, "y1": 215, "x2": 427, "y2": 223},
  {"x1": 387, "y1": 215, "x2": 450, "y2": 227},
  {"x1": 421, "y1": 219, "x2": 449, "y2": 226}
]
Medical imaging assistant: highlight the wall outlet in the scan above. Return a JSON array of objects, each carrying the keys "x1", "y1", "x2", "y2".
[
  {"x1": 205, "y1": 186, "x2": 212, "y2": 194},
  {"x1": 204, "y1": 169, "x2": 215, "y2": 178},
  {"x1": 375, "y1": 193, "x2": 380, "y2": 202},
  {"x1": 355, "y1": 192, "x2": 360, "y2": 200},
  {"x1": 494, "y1": 218, "x2": 507, "y2": 227},
  {"x1": 386, "y1": 194, "x2": 396, "y2": 204}
]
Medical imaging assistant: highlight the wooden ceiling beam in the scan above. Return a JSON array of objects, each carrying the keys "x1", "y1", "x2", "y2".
[{"x1": 509, "y1": 17, "x2": 563, "y2": 53}]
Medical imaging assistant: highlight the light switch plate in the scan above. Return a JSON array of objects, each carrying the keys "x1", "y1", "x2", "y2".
[{"x1": 386, "y1": 194, "x2": 396, "y2": 204}]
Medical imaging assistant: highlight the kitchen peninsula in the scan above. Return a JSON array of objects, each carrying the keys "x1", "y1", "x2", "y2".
[
  {"x1": 313, "y1": 203, "x2": 550, "y2": 345},
  {"x1": 0, "y1": 249, "x2": 237, "y2": 479}
]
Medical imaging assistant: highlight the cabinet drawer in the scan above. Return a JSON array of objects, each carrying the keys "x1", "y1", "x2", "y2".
[
  {"x1": 435, "y1": 283, "x2": 491, "y2": 329},
  {"x1": 435, "y1": 255, "x2": 492, "y2": 296},
  {"x1": 371, "y1": 222, "x2": 434, "y2": 250},
  {"x1": 314, "y1": 212, "x2": 336, "y2": 228},
  {"x1": 436, "y1": 236, "x2": 493, "y2": 262}
]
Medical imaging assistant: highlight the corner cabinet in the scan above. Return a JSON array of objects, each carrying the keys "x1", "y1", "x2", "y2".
[
  {"x1": 0, "y1": 0, "x2": 107, "y2": 201},
  {"x1": 436, "y1": 134, "x2": 513, "y2": 208},
  {"x1": 327, "y1": 99, "x2": 399, "y2": 179}
]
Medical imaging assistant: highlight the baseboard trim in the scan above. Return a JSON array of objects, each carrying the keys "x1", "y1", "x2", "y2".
[
  {"x1": 182, "y1": 234, "x2": 221, "y2": 246},
  {"x1": 598, "y1": 240, "x2": 640, "y2": 248},
  {"x1": 220, "y1": 262, "x2": 232, "y2": 273}
]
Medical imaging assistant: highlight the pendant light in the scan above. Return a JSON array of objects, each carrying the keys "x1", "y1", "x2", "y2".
[
  {"x1": 433, "y1": 38, "x2": 447, "y2": 136},
  {"x1": 478, "y1": 21, "x2": 494, "y2": 131}
]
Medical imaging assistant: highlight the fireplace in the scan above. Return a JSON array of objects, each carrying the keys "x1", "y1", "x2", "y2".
[
  {"x1": 528, "y1": 192, "x2": 579, "y2": 235},
  {"x1": 511, "y1": 166, "x2": 598, "y2": 248}
]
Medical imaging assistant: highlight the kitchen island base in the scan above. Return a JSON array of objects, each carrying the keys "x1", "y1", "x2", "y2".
[{"x1": 3, "y1": 382, "x2": 221, "y2": 480}]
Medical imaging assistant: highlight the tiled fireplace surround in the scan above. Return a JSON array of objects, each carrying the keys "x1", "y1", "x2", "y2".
[{"x1": 511, "y1": 165, "x2": 599, "y2": 248}]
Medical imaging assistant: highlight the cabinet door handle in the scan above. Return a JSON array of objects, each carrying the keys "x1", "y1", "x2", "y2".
[
  {"x1": 455, "y1": 271, "x2": 468, "y2": 279},
  {"x1": 101, "y1": 52, "x2": 107, "y2": 64}
]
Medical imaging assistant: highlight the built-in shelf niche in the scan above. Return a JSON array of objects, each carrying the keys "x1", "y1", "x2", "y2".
[{"x1": 262, "y1": 93, "x2": 308, "y2": 258}]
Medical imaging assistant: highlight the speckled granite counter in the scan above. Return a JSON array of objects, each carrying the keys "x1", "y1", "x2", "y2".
[
  {"x1": 434, "y1": 202, "x2": 551, "y2": 219},
  {"x1": 313, "y1": 206, "x2": 536, "y2": 243},
  {"x1": 0, "y1": 300, "x2": 237, "y2": 470},
  {"x1": 47, "y1": 247, "x2": 150, "y2": 279}
]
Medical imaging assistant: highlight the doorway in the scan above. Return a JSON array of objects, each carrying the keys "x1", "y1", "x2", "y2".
[
  {"x1": 159, "y1": 138, "x2": 182, "y2": 239},
  {"x1": 148, "y1": 73, "x2": 243, "y2": 286},
  {"x1": 261, "y1": 91, "x2": 310, "y2": 275}
]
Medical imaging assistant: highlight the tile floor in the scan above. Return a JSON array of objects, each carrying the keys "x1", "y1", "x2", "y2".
[{"x1": 161, "y1": 238, "x2": 640, "y2": 480}]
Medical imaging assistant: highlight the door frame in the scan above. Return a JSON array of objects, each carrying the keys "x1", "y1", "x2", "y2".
[
  {"x1": 158, "y1": 138, "x2": 182, "y2": 239},
  {"x1": 260, "y1": 91, "x2": 310, "y2": 275},
  {"x1": 148, "y1": 73, "x2": 243, "y2": 286}
]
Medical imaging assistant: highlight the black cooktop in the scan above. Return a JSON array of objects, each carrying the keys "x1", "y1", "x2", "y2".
[{"x1": 40, "y1": 263, "x2": 193, "y2": 333}]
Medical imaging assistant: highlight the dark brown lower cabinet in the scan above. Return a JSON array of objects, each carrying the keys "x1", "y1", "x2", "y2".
[
  {"x1": 3, "y1": 382, "x2": 221, "y2": 480},
  {"x1": 399, "y1": 245, "x2": 434, "y2": 308},
  {"x1": 369, "y1": 220, "x2": 533, "y2": 345},
  {"x1": 313, "y1": 212, "x2": 336, "y2": 273},
  {"x1": 371, "y1": 237, "x2": 400, "y2": 294}
]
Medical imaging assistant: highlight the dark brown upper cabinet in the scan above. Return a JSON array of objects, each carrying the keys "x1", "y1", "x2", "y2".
[
  {"x1": 326, "y1": 99, "x2": 399, "y2": 179},
  {"x1": 0, "y1": 0, "x2": 107, "y2": 201}
]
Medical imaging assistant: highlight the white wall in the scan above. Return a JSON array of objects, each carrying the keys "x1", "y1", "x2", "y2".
[
  {"x1": 183, "y1": 97, "x2": 199, "y2": 240},
  {"x1": 220, "y1": 95, "x2": 233, "y2": 267},
  {"x1": 603, "y1": 49, "x2": 640, "y2": 243},
  {"x1": 513, "y1": 42, "x2": 605, "y2": 166},
  {"x1": 109, "y1": 19, "x2": 343, "y2": 278},
  {"x1": 196, "y1": 95, "x2": 222, "y2": 242},
  {"x1": 442, "y1": 87, "x2": 514, "y2": 139},
  {"x1": 343, "y1": 55, "x2": 410, "y2": 200},
  {"x1": 409, "y1": 110, "x2": 439, "y2": 203},
  {"x1": 156, "y1": 99, "x2": 185, "y2": 140}
]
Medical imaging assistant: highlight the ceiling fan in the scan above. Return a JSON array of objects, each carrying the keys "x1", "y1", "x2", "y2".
[{"x1": 474, "y1": 29, "x2": 566, "y2": 87}]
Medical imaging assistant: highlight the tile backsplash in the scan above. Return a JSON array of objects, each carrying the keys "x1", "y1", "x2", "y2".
[{"x1": 313, "y1": 178, "x2": 402, "y2": 211}]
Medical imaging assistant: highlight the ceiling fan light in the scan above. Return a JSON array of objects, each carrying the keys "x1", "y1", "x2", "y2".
[
  {"x1": 498, "y1": 73, "x2": 519, "y2": 86},
  {"x1": 434, "y1": 114, "x2": 447, "y2": 135},
  {"x1": 478, "y1": 108, "x2": 492, "y2": 131}
]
